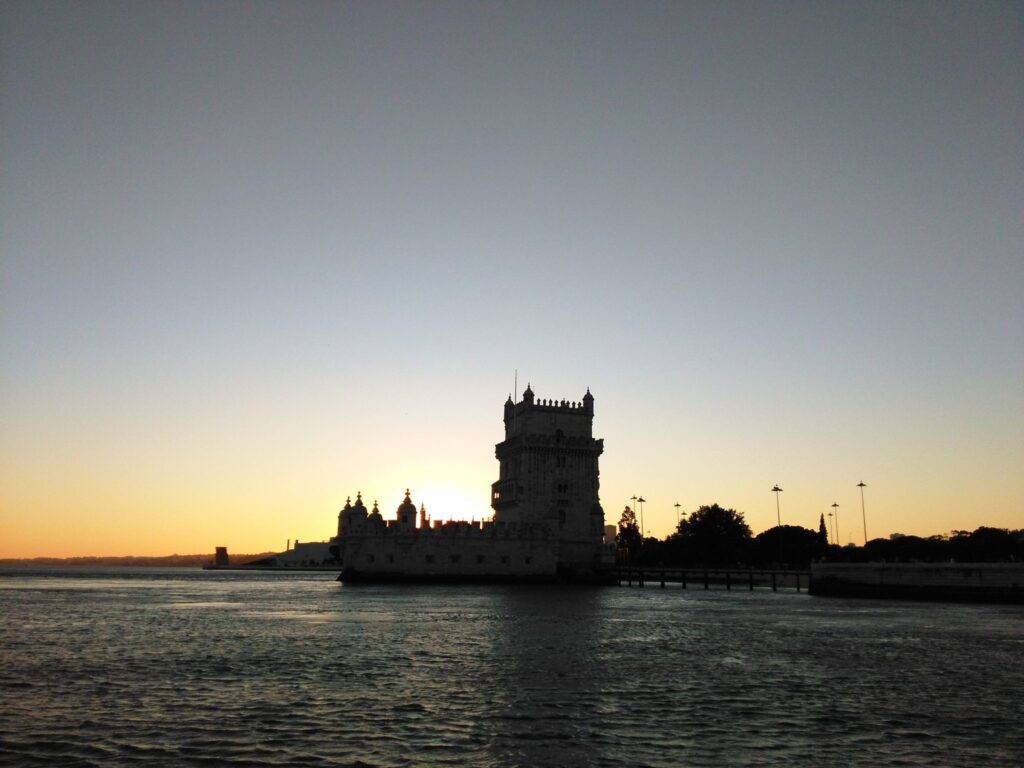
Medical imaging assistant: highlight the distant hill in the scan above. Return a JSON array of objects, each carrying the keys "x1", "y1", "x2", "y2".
[{"x1": 0, "y1": 553, "x2": 278, "y2": 567}]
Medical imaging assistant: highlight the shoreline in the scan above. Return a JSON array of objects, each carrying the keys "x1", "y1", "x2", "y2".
[{"x1": 810, "y1": 562, "x2": 1024, "y2": 604}]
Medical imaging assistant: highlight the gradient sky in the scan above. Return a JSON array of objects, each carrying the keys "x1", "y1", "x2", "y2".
[{"x1": 2, "y1": 1, "x2": 1021, "y2": 557}]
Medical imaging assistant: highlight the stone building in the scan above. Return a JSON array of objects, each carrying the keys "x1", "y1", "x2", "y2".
[
  {"x1": 329, "y1": 386, "x2": 613, "y2": 582},
  {"x1": 492, "y1": 385, "x2": 606, "y2": 568}
]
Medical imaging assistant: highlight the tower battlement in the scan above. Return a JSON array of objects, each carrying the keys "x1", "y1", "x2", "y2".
[{"x1": 502, "y1": 384, "x2": 595, "y2": 440}]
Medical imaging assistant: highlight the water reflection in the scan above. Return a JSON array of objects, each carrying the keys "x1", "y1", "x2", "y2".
[
  {"x1": 1, "y1": 570, "x2": 1022, "y2": 767},
  {"x1": 483, "y1": 587, "x2": 607, "y2": 766}
]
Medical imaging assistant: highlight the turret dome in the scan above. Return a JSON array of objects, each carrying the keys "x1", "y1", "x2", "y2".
[{"x1": 396, "y1": 489, "x2": 415, "y2": 515}]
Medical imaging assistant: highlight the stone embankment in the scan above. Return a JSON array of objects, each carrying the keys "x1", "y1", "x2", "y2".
[{"x1": 810, "y1": 562, "x2": 1023, "y2": 603}]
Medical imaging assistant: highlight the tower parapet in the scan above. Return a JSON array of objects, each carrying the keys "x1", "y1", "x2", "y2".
[{"x1": 502, "y1": 384, "x2": 596, "y2": 440}]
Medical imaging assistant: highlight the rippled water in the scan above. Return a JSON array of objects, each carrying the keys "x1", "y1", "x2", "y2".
[{"x1": 1, "y1": 568, "x2": 1022, "y2": 767}]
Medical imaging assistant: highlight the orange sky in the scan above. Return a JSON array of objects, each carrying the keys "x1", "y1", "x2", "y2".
[{"x1": 2, "y1": 379, "x2": 1021, "y2": 558}]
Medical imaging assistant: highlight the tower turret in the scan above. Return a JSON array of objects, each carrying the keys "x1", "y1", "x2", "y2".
[
  {"x1": 396, "y1": 489, "x2": 417, "y2": 530},
  {"x1": 337, "y1": 496, "x2": 353, "y2": 537}
]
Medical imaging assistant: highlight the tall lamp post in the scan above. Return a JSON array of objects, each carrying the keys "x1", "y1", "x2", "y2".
[
  {"x1": 771, "y1": 485, "x2": 783, "y2": 527},
  {"x1": 857, "y1": 482, "x2": 868, "y2": 546},
  {"x1": 637, "y1": 496, "x2": 646, "y2": 545},
  {"x1": 630, "y1": 495, "x2": 638, "y2": 562},
  {"x1": 771, "y1": 485, "x2": 784, "y2": 566},
  {"x1": 827, "y1": 509, "x2": 835, "y2": 545},
  {"x1": 674, "y1": 502, "x2": 681, "y2": 531},
  {"x1": 831, "y1": 502, "x2": 840, "y2": 546}
]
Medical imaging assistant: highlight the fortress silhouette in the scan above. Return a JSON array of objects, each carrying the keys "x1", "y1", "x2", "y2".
[{"x1": 330, "y1": 385, "x2": 614, "y2": 582}]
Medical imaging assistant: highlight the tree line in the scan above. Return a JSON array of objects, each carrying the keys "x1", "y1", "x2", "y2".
[{"x1": 616, "y1": 504, "x2": 1024, "y2": 569}]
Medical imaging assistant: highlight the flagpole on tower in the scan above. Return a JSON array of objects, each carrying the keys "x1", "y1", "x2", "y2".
[{"x1": 513, "y1": 369, "x2": 518, "y2": 434}]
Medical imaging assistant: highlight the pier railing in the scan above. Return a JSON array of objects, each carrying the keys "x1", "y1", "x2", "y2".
[{"x1": 612, "y1": 566, "x2": 811, "y2": 592}]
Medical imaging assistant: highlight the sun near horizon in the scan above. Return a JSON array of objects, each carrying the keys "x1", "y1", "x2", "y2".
[{"x1": 2, "y1": 380, "x2": 1022, "y2": 560}]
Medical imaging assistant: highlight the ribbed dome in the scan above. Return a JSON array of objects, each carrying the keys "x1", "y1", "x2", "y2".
[{"x1": 396, "y1": 489, "x2": 416, "y2": 518}]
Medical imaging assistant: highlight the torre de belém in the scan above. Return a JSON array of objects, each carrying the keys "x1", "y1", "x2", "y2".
[{"x1": 330, "y1": 385, "x2": 614, "y2": 582}]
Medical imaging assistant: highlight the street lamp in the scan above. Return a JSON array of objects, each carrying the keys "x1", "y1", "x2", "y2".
[
  {"x1": 770, "y1": 485, "x2": 784, "y2": 566},
  {"x1": 827, "y1": 509, "x2": 835, "y2": 545},
  {"x1": 831, "y1": 502, "x2": 840, "y2": 546},
  {"x1": 637, "y1": 497, "x2": 646, "y2": 546},
  {"x1": 771, "y1": 485, "x2": 783, "y2": 527},
  {"x1": 674, "y1": 502, "x2": 681, "y2": 530},
  {"x1": 857, "y1": 482, "x2": 868, "y2": 546}
]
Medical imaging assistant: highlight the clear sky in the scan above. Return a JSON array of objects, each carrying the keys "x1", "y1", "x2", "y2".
[{"x1": 1, "y1": 1, "x2": 1021, "y2": 557}]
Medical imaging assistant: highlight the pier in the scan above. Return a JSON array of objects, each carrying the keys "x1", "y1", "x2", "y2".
[{"x1": 611, "y1": 566, "x2": 811, "y2": 592}]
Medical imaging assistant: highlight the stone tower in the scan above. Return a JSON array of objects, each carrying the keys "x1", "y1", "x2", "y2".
[{"x1": 491, "y1": 385, "x2": 606, "y2": 570}]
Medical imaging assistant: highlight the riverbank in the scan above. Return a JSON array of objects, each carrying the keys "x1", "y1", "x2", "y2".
[
  {"x1": 0, "y1": 553, "x2": 276, "y2": 568},
  {"x1": 810, "y1": 562, "x2": 1023, "y2": 603}
]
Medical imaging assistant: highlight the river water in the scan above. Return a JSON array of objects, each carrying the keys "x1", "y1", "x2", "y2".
[{"x1": 1, "y1": 568, "x2": 1021, "y2": 767}]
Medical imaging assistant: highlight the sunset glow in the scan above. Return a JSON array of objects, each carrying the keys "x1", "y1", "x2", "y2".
[{"x1": 1, "y1": 2, "x2": 1021, "y2": 559}]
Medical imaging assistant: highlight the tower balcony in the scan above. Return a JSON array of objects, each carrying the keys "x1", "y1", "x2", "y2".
[{"x1": 491, "y1": 480, "x2": 518, "y2": 509}]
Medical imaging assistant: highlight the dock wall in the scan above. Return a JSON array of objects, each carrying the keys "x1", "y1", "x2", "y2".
[{"x1": 810, "y1": 562, "x2": 1024, "y2": 603}]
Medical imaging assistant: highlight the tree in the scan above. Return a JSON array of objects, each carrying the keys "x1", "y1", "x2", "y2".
[
  {"x1": 818, "y1": 513, "x2": 829, "y2": 546},
  {"x1": 950, "y1": 527, "x2": 1020, "y2": 562},
  {"x1": 750, "y1": 525, "x2": 823, "y2": 569},
  {"x1": 675, "y1": 504, "x2": 752, "y2": 567},
  {"x1": 616, "y1": 506, "x2": 641, "y2": 560}
]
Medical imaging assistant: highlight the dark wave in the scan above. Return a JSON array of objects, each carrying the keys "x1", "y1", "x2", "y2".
[{"x1": 1, "y1": 569, "x2": 1022, "y2": 767}]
